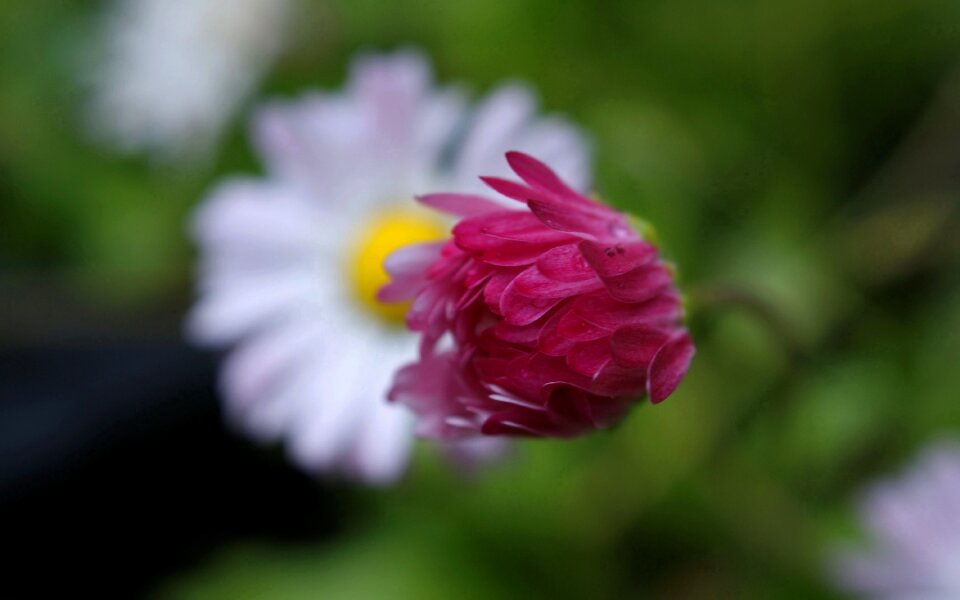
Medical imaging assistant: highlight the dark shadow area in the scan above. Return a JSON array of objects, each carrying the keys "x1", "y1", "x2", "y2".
[{"x1": 0, "y1": 342, "x2": 346, "y2": 597}]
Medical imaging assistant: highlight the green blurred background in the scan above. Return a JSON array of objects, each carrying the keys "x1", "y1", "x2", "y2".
[{"x1": 3, "y1": 0, "x2": 960, "y2": 597}]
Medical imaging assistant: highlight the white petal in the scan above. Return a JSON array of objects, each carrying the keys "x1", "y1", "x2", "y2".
[
  {"x1": 285, "y1": 333, "x2": 369, "y2": 473},
  {"x1": 186, "y1": 272, "x2": 319, "y2": 344},
  {"x1": 453, "y1": 83, "x2": 537, "y2": 190},
  {"x1": 502, "y1": 116, "x2": 592, "y2": 192},
  {"x1": 452, "y1": 82, "x2": 592, "y2": 195},
  {"x1": 348, "y1": 49, "x2": 432, "y2": 153},
  {"x1": 344, "y1": 336, "x2": 418, "y2": 484},
  {"x1": 219, "y1": 319, "x2": 327, "y2": 419},
  {"x1": 86, "y1": 0, "x2": 291, "y2": 161},
  {"x1": 191, "y1": 178, "x2": 344, "y2": 252}
]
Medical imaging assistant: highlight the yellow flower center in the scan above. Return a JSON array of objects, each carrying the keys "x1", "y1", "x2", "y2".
[{"x1": 347, "y1": 206, "x2": 447, "y2": 324}]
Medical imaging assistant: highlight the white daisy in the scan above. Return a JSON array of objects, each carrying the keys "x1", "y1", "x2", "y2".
[
  {"x1": 86, "y1": 0, "x2": 292, "y2": 161},
  {"x1": 188, "y1": 49, "x2": 592, "y2": 484},
  {"x1": 829, "y1": 439, "x2": 960, "y2": 599}
]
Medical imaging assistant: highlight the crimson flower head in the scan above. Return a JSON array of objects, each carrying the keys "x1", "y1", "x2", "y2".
[{"x1": 380, "y1": 152, "x2": 694, "y2": 439}]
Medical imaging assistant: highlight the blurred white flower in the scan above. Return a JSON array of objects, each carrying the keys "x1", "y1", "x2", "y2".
[
  {"x1": 829, "y1": 439, "x2": 960, "y2": 599},
  {"x1": 187, "y1": 49, "x2": 591, "y2": 484},
  {"x1": 86, "y1": 0, "x2": 292, "y2": 161}
]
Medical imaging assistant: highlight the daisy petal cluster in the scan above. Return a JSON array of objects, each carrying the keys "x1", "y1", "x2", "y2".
[
  {"x1": 188, "y1": 50, "x2": 590, "y2": 483},
  {"x1": 87, "y1": 0, "x2": 292, "y2": 161},
  {"x1": 830, "y1": 440, "x2": 960, "y2": 599},
  {"x1": 382, "y1": 152, "x2": 695, "y2": 439}
]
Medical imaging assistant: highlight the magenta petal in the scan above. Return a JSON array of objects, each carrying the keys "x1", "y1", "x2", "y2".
[
  {"x1": 455, "y1": 212, "x2": 569, "y2": 246},
  {"x1": 526, "y1": 353, "x2": 594, "y2": 394},
  {"x1": 536, "y1": 305, "x2": 581, "y2": 355},
  {"x1": 567, "y1": 338, "x2": 613, "y2": 377},
  {"x1": 494, "y1": 319, "x2": 545, "y2": 344},
  {"x1": 454, "y1": 212, "x2": 574, "y2": 266},
  {"x1": 536, "y1": 244, "x2": 595, "y2": 282},
  {"x1": 647, "y1": 331, "x2": 695, "y2": 403},
  {"x1": 510, "y1": 264, "x2": 602, "y2": 298},
  {"x1": 544, "y1": 385, "x2": 595, "y2": 427},
  {"x1": 474, "y1": 245, "x2": 556, "y2": 267},
  {"x1": 610, "y1": 326, "x2": 671, "y2": 368},
  {"x1": 480, "y1": 177, "x2": 537, "y2": 202},
  {"x1": 528, "y1": 199, "x2": 612, "y2": 238},
  {"x1": 579, "y1": 240, "x2": 657, "y2": 277},
  {"x1": 500, "y1": 290, "x2": 564, "y2": 326},
  {"x1": 602, "y1": 264, "x2": 673, "y2": 303},
  {"x1": 591, "y1": 363, "x2": 647, "y2": 400},
  {"x1": 463, "y1": 264, "x2": 494, "y2": 288},
  {"x1": 382, "y1": 152, "x2": 695, "y2": 441},
  {"x1": 555, "y1": 309, "x2": 610, "y2": 342},
  {"x1": 505, "y1": 151, "x2": 580, "y2": 198},
  {"x1": 481, "y1": 408, "x2": 556, "y2": 437},
  {"x1": 572, "y1": 291, "x2": 683, "y2": 330},
  {"x1": 456, "y1": 281, "x2": 486, "y2": 309},
  {"x1": 499, "y1": 266, "x2": 601, "y2": 326},
  {"x1": 418, "y1": 193, "x2": 509, "y2": 217},
  {"x1": 483, "y1": 269, "x2": 522, "y2": 313}
]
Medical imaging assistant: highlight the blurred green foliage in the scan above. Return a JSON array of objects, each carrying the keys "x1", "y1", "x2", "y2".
[{"x1": 3, "y1": 0, "x2": 960, "y2": 597}]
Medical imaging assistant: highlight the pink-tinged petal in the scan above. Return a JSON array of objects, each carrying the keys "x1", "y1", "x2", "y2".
[
  {"x1": 506, "y1": 151, "x2": 580, "y2": 198},
  {"x1": 610, "y1": 326, "x2": 672, "y2": 368},
  {"x1": 417, "y1": 193, "x2": 506, "y2": 217},
  {"x1": 378, "y1": 242, "x2": 444, "y2": 302},
  {"x1": 406, "y1": 284, "x2": 445, "y2": 331},
  {"x1": 384, "y1": 242, "x2": 445, "y2": 279},
  {"x1": 601, "y1": 263, "x2": 673, "y2": 303},
  {"x1": 378, "y1": 280, "x2": 419, "y2": 303},
  {"x1": 536, "y1": 244, "x2": 596, "y2": 282},
  {"x1": 647, "y1": 331, "x2": 695, "y2": 403},
  {"x1": 567, "y1": 338, "x2": 613, "y2": 377},
  {"x1": 579, "y1": 240, "x2": 657, "y2": 277}
]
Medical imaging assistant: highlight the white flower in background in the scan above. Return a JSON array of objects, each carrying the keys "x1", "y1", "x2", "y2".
[
  {"x1": 829, "y1": 439, "x2": 960, "y2": 599},
  {"x1": 187, "y1": 49, "x2": 591, "y2": 484},
  {"x1": 86, "y1": 0, "x2": 291, "y2": 161}
]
